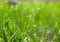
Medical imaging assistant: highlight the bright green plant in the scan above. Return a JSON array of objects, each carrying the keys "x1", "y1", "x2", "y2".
[{"x1": 0, "y1": 2, "x2": 60, "y2": 42}]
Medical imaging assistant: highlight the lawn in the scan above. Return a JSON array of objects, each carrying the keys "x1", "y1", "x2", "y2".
[{"x1": 0, "y1": 2, "x2": 60, "y2": 42}]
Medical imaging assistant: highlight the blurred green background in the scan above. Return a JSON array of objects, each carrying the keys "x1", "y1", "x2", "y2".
[{"x1": 0, "y1": 1, "x2": 60, "y2": 42}]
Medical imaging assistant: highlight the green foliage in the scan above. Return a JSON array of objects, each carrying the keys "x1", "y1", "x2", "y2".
[{"x1": 0, "y1": 2, "x2": 60, "y2": 42}]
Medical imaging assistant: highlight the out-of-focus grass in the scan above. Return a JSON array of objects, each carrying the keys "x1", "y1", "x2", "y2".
[{"x1": 0, "y1": 2, "x2": 60, "y2": 42}]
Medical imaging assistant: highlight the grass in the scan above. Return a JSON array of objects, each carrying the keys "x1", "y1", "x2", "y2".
[{"x1": 0, "y1": 2, "x2": 60, "y2": 42}]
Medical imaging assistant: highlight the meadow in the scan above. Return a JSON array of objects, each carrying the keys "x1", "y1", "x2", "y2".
[{"x1": 0, "y1": 2, "x2": 60, "y2": 42}]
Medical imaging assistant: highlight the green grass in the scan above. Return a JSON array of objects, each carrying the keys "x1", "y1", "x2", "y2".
[{"x1": 0, "y1": 2, "x2": 60, "y2": 42}]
